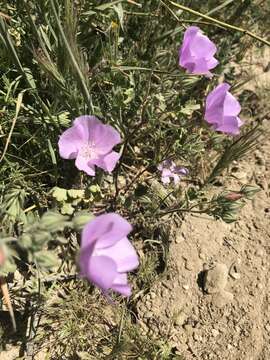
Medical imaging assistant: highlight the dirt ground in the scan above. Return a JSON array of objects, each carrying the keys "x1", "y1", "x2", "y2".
[
  {"x1": 138, "y1": 142, "x2": 270, "y2": 359},
  {"x1": 137, "y1": 48, "x2": 270, "y2": 360}
]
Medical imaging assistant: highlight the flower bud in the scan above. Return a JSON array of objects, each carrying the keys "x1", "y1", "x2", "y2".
[{"x1": 223, "y1": 192, "x2": 243, "y2": 201}]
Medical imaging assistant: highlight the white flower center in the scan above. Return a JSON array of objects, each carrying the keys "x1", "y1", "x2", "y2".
[{"x1": 79, "y1": 142, "x2": 96, "y2": 159}]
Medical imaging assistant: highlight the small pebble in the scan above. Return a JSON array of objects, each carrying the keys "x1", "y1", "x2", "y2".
[
  {"x1": 255, "y1": 248, "x2": 264, "y2": 257},
  {"x1": 204, "y1": 263, "x2": 228, "y2": 294},
  {"x1": 144, "y1": 311, "x2": 153, "y2": 319},
  {"x1": 184, "y1": 324, "x2": 193, "y2": 334},
  {"x1": 182, "y1": 284, "x2": 189, "y2": 290},
  {"x1": 212, "y1": 290, "x2": 234, "y2": 308},
  {"x1": 229, "y1": 263, "x2": 241, "y2": 280},
  {"x1": 185, "y1": 260, "x2": 193, "y2": 271},
  {"x1": 175, "y1": 234, "x2": 185, "y2": 243},
  {"x1": 174, "y1": 312, "x2": 187, "y2": 327},
  {"x1": 193, "y1": 332, "x2": 202, "y2": 342},
  {"x1": 212, "y1": 329, "x2": 219, "y2": 337},
  {"x1": 265, "y1": 323, "x2": 270, "y2": 333}
]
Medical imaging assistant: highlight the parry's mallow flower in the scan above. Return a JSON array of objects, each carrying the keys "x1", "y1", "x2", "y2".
[
  {"x1": 158, "y1": 160, "x2": 188, "y2": 185},
  {"x1": 58, "y1": 115, "x2": 121, "y2": 176},
  {"x1": 204, "y1": 83, "x2": 243, "y2": 135},
  {"x1": 179, "y1": 26, "x2": 218, "y2": 77},
  {"x1": 79, "y1": 213, "x2": 139, "y2": 297}
]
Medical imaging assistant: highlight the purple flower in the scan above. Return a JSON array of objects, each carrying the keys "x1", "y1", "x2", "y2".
[
  {"x1": 205, "y1": 83, "x2": 243, "y2": 135},
  {"x1": 158, "y1": 160, "x2": 188, "y2": 185},
  {"x1": 58, "y1": 115, "x2": 121, "y2": 176},
  {"x1": 179, "y1": 26, "x2": 218, "y2": 77},
  {"x1": 79, "y1": 213, "x2": 139, "y2": 297}
]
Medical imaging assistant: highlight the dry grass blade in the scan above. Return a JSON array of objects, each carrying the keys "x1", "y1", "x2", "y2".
[
  {"x1": 0, "y1": 276, "x2": 16, "y2": 332},
  {"x1": 0, "y1": 92, "x2": 24, "y2": 163}
]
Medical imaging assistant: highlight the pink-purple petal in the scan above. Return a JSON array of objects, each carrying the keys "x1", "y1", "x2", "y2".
[
  {"x1": 97, "y1": 237, "x2": 139, "y2": 273},
  {"x1": 58, "y1": 115, "x2": 121, "y2": 176},
  {"x1": 79, "y1": 213, "x2": 139, "y2": 297},
  {"x1": 88, "y1": 255, "x2": 118, "y2": 291},
  {"x1": 215, "y1": 116, "x2": 242, "y2": 135},
  {"x1": 81, "y1": 213, "x2": 132, "y2": 250},
  {"x1": 224, "y1": 92, "x2": 241, "y2": 116},
  {"x1": 206, "y1": 83, "x2": 230, "y2": 109},
  {"x1": 205, "y1": 83, "x2": 243, "y2": 135},
  {"x1": 189, "y1": 32, "x2": 217, "y2": 58},
  {"x1": 74, "y1": 115, "x2": 101, "y2": 141},
  {"x1": 58, "y1": 126, "x2": 82, "y2": 159},
  {"x1": 89, "y1": 122, "x2": 121, "y2": 154},
  {"x1": 94, "y1": 151, "x2": 121, "y2": 172},
  {"x1": 111, "y1": 284, "x2": 131, "y2": 297},
  {"x1": 75, "y1": 155, "x2": 95, "y2": 176},
  {"x1": 111, "y1": 274, "x2": 132, "y2": 297},
  {"x1": 179, "y1": 26, "x2": 218, "y2": 76}
]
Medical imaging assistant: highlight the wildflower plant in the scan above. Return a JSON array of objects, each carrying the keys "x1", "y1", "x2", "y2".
[{"x1": 0, "y1": 0, "x2": 267, "y2": 357}]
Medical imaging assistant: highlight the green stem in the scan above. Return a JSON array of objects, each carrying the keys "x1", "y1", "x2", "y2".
[{"x1": 168, "y1": 0, "x2": 270, "y2": 47}]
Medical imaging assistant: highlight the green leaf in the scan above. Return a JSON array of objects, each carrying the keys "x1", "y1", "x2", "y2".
[
  {"x1": 47, "y1": 139, "x2": 57, "y2": 165},
  {"x1": 89, "y1": 185, "x2": 101, "y2": 193},
  {"x1": 40, "y1": 211, "x2": 69, "y2": 232},
  {"x1": 61, "y1": 203, "x2": 74, "y2": 215},
  {"x1": 72, "y1": 211, "x2": 94, "y2": 230},
  {"x1": 180, "y1": 101, "x2": 200, "y2": 116},
  {"x1": 67, "y1": 189, "x2": 85, "y2": 199},
  {"x1": 52, "y1": 187, "x2": 68, "y2": 202},
  {"x1": 113, "y1": 3, "x2": 124, "y2": 30},
  {"x1": 35, "y1": 250, "x2": 59, "y2": 269}
]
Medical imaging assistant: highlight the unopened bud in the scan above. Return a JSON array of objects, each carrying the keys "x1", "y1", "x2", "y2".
[{"x1": 224, "y1": 192, "x2": 243, "y2": 201}]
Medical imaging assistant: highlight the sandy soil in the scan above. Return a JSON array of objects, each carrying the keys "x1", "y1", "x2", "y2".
[{"x1": 138, "y1": 139, "x2": 270, "y2": 359}]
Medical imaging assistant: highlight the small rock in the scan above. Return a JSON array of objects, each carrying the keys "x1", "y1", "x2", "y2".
[
  {"x1": 184, "y1": 324, "x2": 193, "y2": 334},
  {"x1": 257, "y1": 283, "x2": 263, "y2": 290},
  {"x1": 212, "y1": 329, "x2": 219, "y2": 337},
  {"x1": 204, "y1": 263, "x2": 228, "y2": 294},
  {"x1": 175, "y1": 234, "x2": 185, "y2": 243},
  {"x1": 265, "y1": 323, "x2": 270, "y2": 333},
  {"x1": 182, "y1": 284, "x2": 189, "y2": 290},
  {"x1": 149, "y1": 292, "x2": 156, "y2": 300},
  {"x1": 212, "y1": 290, "x2": 234, "y2": 308},
  {"x1": 174, "y1": 312, "x2": 187, "y2": 327},
  {"x1": 255, "y1": 248, "x2": 264, "y2": 257},
  {"x1": 234, "y1": 171, "x2": 248, "y2": 181},
  {"x1": 229, "y1": 263, "x2": 241, "y2": 280},
  {"x1": 199, "y1": 252, "x2": 206, "y2": 260},
  {"x1": 144, "y1": 311, "x2": 153, "y2": 319},
  {"x1": 184, "y1": 260, "x2": 193, "y2": 271},
  {"x1": 138, "y1": 320, "x2": 148, "y2": 334},
  {"x1": 145, "y1": 300, "x2": 152, "y2": 309},
  {"x1": 193, "y1": 332, "x2": 202, "y2": 342}
]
